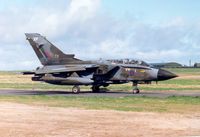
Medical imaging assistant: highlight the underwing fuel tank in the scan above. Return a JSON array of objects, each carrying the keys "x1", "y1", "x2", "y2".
[{"x1": 32, "y1": 75, "x2": 94, "y2": 85}]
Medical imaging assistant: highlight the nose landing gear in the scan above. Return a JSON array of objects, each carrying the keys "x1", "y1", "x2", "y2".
[{"x1": 132, "y1": 82, "x2": 140, "y2": 94}]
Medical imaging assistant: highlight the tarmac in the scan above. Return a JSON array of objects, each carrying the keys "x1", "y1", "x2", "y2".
[{"x1": 0, "y1": 89, "x2": 199, "y2": 98}]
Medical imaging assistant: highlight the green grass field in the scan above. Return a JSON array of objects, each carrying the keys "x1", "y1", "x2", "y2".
[
  {"x1": 166, "y1": 68, "x2": 200, "y2": 75},
  {"x1": 0, "y1": 95, "x2": 199, "y2": 113}
]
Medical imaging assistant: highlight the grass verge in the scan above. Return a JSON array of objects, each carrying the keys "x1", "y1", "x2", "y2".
[{"x1": 0, "y1": 95, "x2": 199, "y2": 113}]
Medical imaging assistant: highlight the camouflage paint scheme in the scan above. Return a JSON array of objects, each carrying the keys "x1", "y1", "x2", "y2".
[{"x1": 23, "y1": 33, "x2": 177, "y2": 94}]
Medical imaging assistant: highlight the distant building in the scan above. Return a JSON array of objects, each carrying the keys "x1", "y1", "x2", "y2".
[
  {"x1": 194, "y1": 63, "x2": 200, "y2": 68},
  {"x1": 151, "y1": 62, "x2": 183, "y2": 68}
]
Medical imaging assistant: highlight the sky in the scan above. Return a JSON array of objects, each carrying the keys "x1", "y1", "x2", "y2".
[{"x1": 0, "y1": 0, "x2": 200, "y2": 70}]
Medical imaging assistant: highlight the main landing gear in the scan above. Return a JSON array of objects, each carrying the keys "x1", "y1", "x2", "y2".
[
  {"x1": 72, "y1": 85, "x2": 80, "y2": 94},
  {"x1": 91, "y1": 86, "x2": 100, "y2": 93},
  {"x1": 71, "y1": 85, "x2": 101, "y2": 94},
  {"x1": 132, "y1": 82, "x2": 140, "y2": 94}
]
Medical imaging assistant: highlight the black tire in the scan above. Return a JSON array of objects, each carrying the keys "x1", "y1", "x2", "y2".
[
  {"x1": 136, "y1": 89, "x2": 140, "y2": 94},
  {"x1": 133, "y1": 89, "x2": 140, "y2": 94},
  {"x1": 92, "y1": 86, "x2": 100, "y2": 93}
]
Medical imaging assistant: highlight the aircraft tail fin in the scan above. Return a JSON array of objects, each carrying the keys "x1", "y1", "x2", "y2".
[{"x1": 25, "y1": 33, "x2": 80, "y2": 65}]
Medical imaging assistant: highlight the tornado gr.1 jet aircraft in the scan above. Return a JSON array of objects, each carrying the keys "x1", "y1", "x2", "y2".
[{"x1": 23, "y1": 33, "x2": 177, "y2": 94}]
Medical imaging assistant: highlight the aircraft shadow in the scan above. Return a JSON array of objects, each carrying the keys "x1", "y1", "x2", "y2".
[{"x1": 16, "y1": 90, "x2": 134, "y2": 95}]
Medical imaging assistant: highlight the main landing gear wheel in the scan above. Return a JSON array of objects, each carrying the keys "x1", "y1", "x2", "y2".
[
  {"x1": 92, "y1": 86, "x2": 100, "y2": 93},
  {"x1": 72, "y1": 86, "x2": 80, "y2": 94},
  {"x1": 132, "y1": 82, "x2": 140, "y2": 94}
]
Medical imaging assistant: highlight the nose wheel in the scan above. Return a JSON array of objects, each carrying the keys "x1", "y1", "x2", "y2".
[
  {"x1": 132, "y1": 82, "x2": 140, "y2": 94},
  {"x1": 72, "y1": 86, "x2": 80, "y2": 94},
  {"x1": 133, "y1": 88, "x2": 140, "y2": 94}
]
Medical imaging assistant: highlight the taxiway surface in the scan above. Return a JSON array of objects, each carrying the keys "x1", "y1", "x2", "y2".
[{"x1": 0, "y1": 89, "x2": 199, "y2": 98}]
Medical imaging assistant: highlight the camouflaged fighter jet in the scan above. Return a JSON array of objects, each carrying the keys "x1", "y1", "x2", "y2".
[{"x1": 23, "y1": 33, "x2": 178, "y2": 94}]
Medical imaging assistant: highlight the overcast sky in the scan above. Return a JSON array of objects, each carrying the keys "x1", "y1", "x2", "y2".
[{"x1": 0, "y1": 0, "x2": 200, "y2": 70}]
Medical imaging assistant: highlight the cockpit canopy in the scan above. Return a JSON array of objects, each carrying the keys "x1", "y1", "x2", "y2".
[{"x1": 106, "y1": 59, "x2": 150, "y2": 67}]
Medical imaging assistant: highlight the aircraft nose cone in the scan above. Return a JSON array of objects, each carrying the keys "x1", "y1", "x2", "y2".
[{"x1": 157, "y1": 69, "x2": 178, "y2": 81}]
